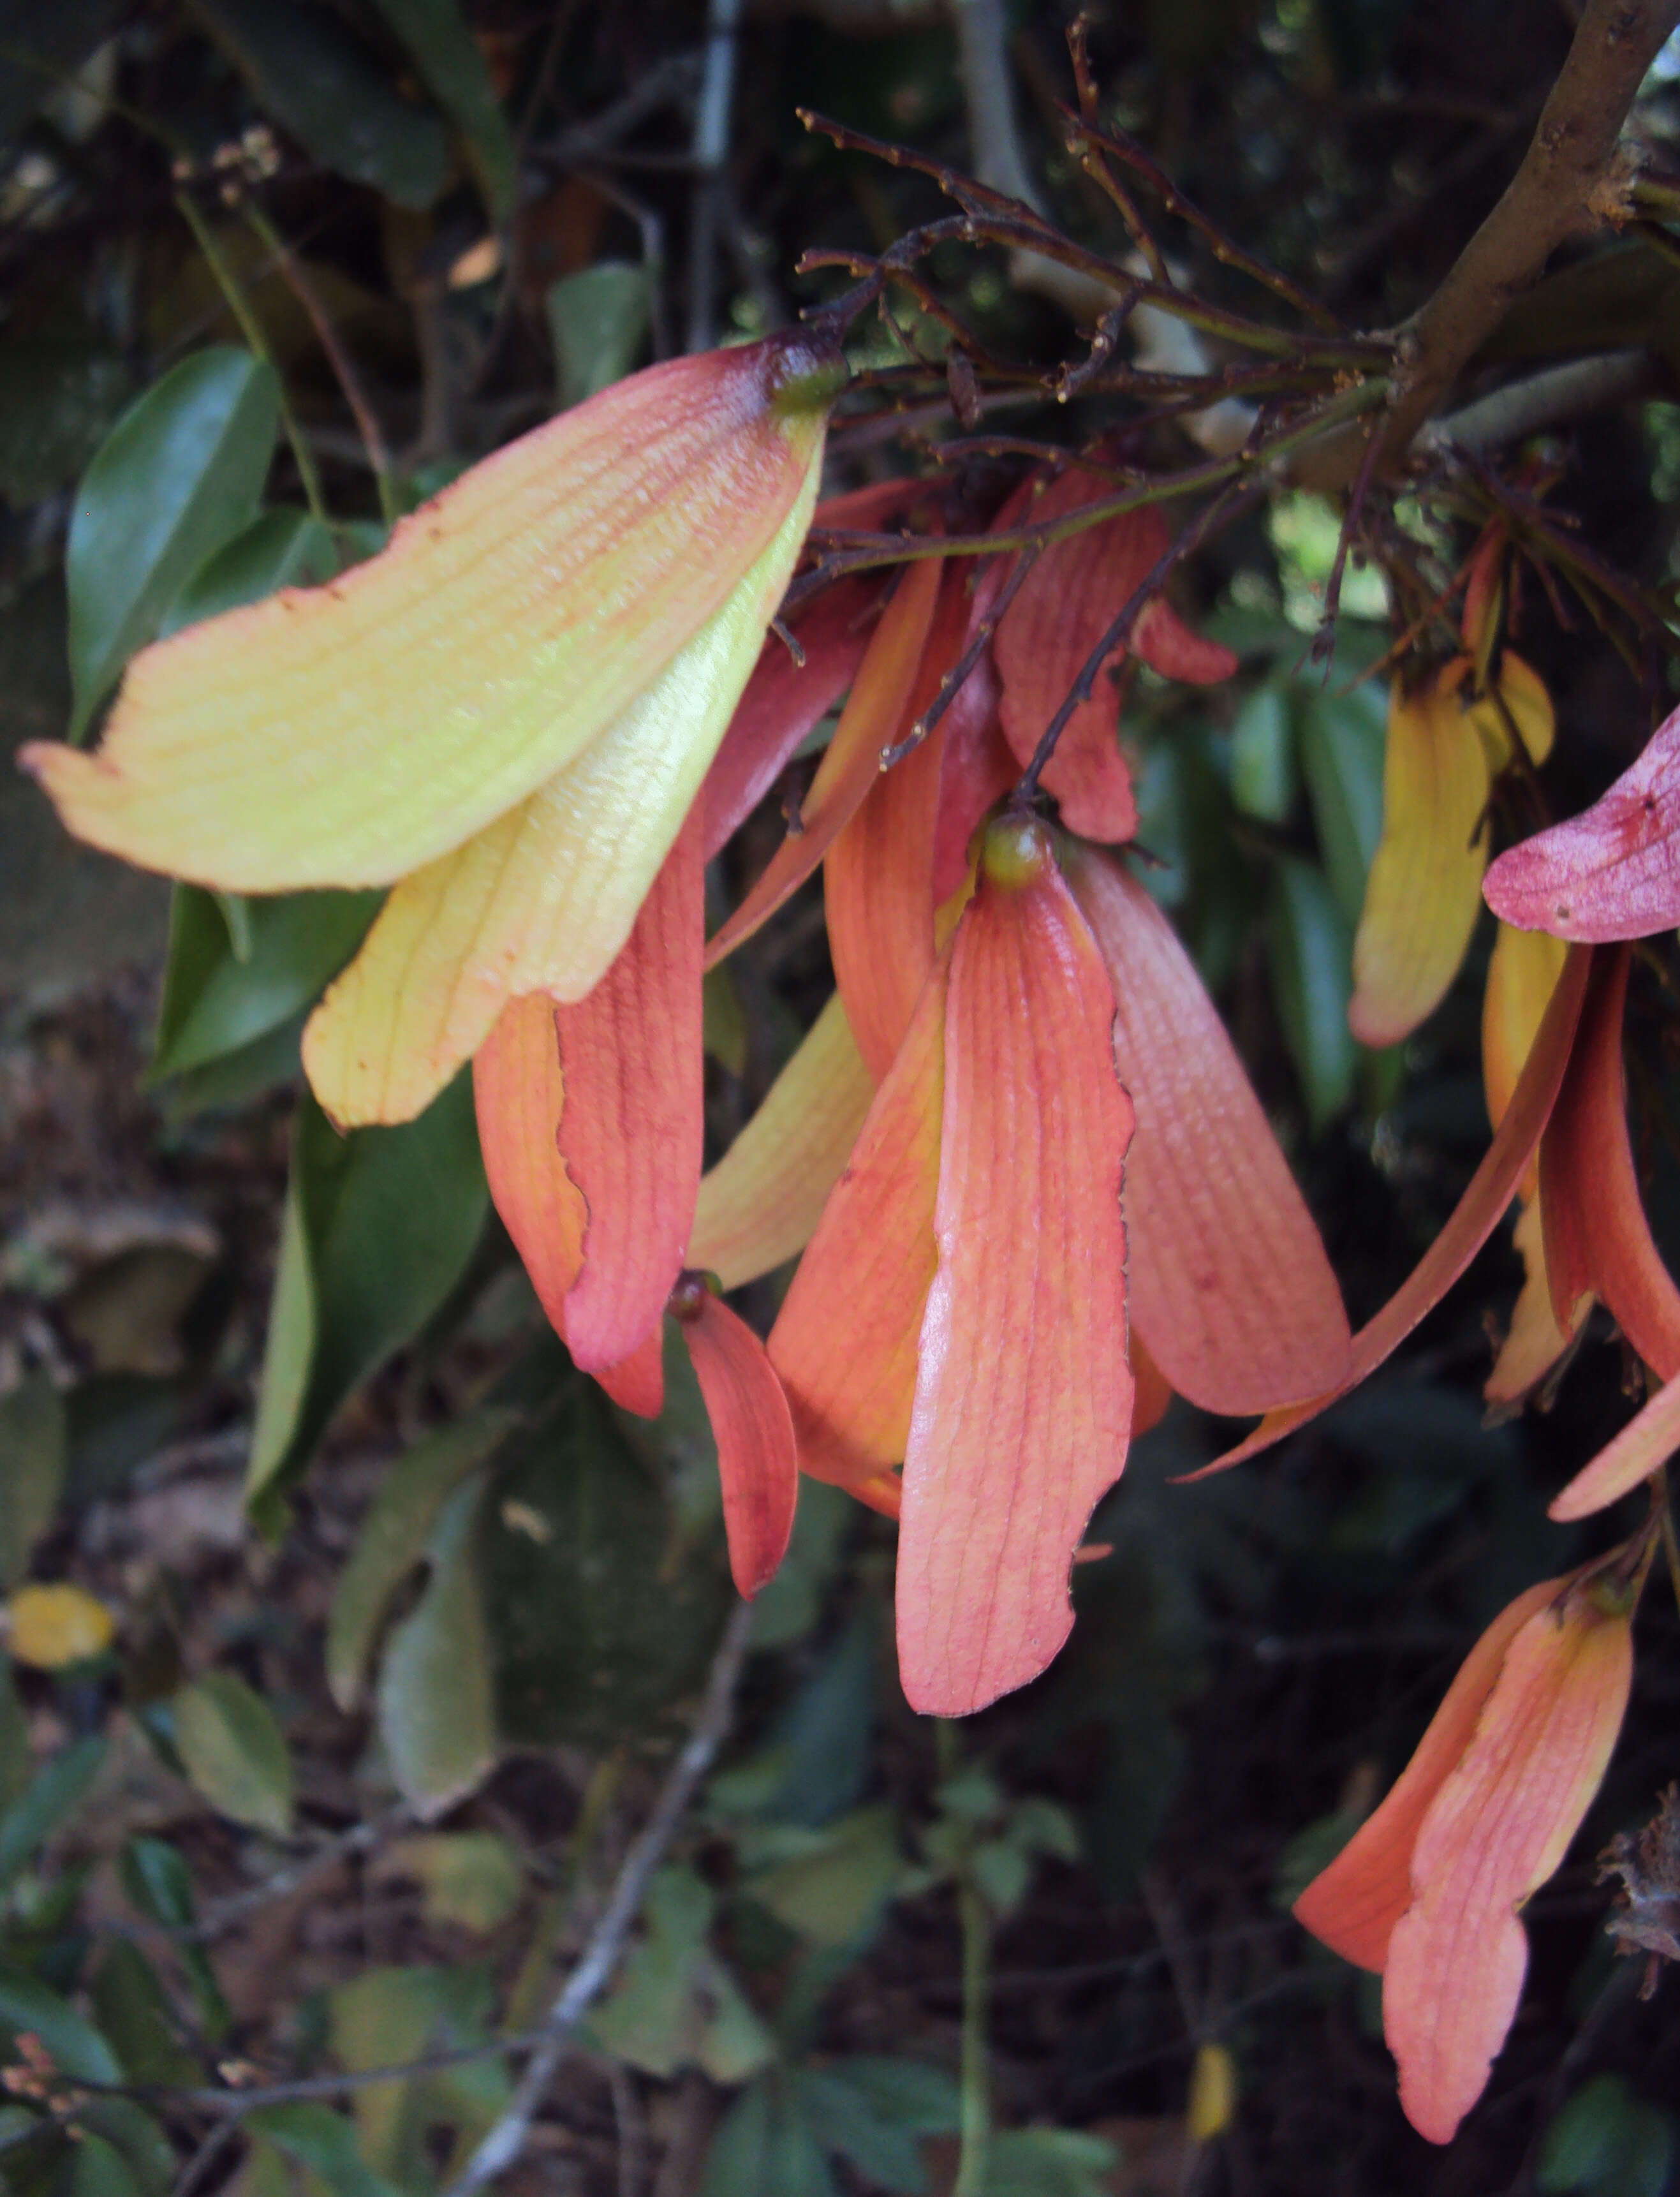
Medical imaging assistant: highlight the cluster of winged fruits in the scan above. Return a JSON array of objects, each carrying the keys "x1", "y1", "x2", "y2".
[{"x1": 24, "y1": 329, "x2": 1680, "y2": 2147}]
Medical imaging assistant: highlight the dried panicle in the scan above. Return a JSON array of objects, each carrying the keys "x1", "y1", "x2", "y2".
[{"x1": 1598, "y1": 1784, "x2": 1680, "y2": 1999}]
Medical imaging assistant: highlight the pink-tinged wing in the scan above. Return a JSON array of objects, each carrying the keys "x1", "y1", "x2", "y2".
[
  {"x1": 1551, "y1": 1361, "x2": 1680, "y2": 1520},
  {"x1": 932, "y1": 651, "x2": 1016, "y2": 905},
  {"x1": 1484, "y1": 704, "x2": 1680, "y2": 942},
  {"x1": 1068, "y1": 848, "x2": 1350, "y2": 1414},
  {"x1": 676, "y1": 1286, "x2": 799, "y2": 1599},
  {"x1": 1130, "y1": 1329, "x2": 1175, "y2": 1439},
  {"x1": 474, "y1": 991, "x2": 585, "y2": 1333},
  {"x1": 767, "y1": 952, "x2": 948, "y2": 1497},
  {"x1": 993, "y1": 483, "x2": 1234, "y2": 843},
  {"x1": 1131, "y1": 596, "x2": 1241, "y2": 685},
  {"x1": 1385, "y1": 1590, "x2": 1633, "y2": 2145},
  {"x1": 825, "y1": 568, "x2": 969, "y2": 1079},
  {"x1": 1293, "y1": 1575, "x2": 1563, "y2": 1972},
  {"x1": 1540, "y1": 944, "x2": 1680, "y2": 1378},
  {"x1": 703, "y1": 575, "x2": 878, "y2": 857},
  {"x1": 1197, "y1": 945, "x2": 1589, "y2": 1475},
  {"x1": 472, "y1": 995, "x2": 666, "y2": 1417},
  {"x1": 897, "y1": 825, "x2": 1135, "y2": 1716},
  {"x1": 556, "y1": 807, "x2": 705, "y2": 1373},
  {"x1": 1350, "y1": 671, "x2": 1491, "y2": 1048},
  {"x1": 689, "y1": 992, "x2": 875, "y2": 1290},
  {"x1": 705, "y1": 555, "x2": 943, "y2": 968}
]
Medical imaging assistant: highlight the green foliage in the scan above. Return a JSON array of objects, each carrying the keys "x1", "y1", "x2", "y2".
[
  {"x1": 248, "y1": 1078, "x2": 488, "y2": 1504},
  {"x1": 1538, "y1": 2074, "x2": 1677, "y2": 2197},
  {"x1": 172, "y1": 1668, "x2": 294, "y2": 1834},
  {"x1": 66, "y1": 350, "x2": 280, "y2": 737}
]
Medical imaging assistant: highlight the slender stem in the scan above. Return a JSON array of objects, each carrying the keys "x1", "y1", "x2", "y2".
[
  {"x1": 242, "y1": 202, "x2": 397, "y2": 527},
  {"x1": 172, "y1": 191, "x2": 328, "y2": 529},
  {"x1": 936, "y1": 1722, "x2": 991, "y2": 2197}
]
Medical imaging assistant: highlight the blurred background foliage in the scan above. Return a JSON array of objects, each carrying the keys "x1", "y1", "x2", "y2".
[{"x1": 0, "y1": 0, "x2": 1679, "y2": 2191}]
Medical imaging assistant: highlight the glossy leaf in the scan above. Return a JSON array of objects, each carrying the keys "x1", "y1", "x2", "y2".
[
  {"x1": 0, "y1": 1969, "x2": 121, "y2": 2085},
  {"x1": 193, "y1": 0, "x2": 449, "y2": 208},
  {"x1": 1540, "y1": 945, "x2": 1680, "y2": 1376},
  {"x1": 768, "y1": 954, "x2": 947, "y2": 1502},
  {"x1": 1201, "y1": 944, "x2": 1589, "y2": 1474},
  {"x1": 66, "y1": 348, "x2": 279, "y2": 737},
  {"x1": 1266, "y1": 855, "x2": 1355, "y2": 1128},
  {"x1": 898, "y1": 822, "x2": 1134, "y2": 1716},
  {"x1": 675, "y1": 1287, "x2": 798, "y2": 1599},
  {"x1": 706, "y1": 552, "x2": 942, "y2": 968},
  {"x1": 689, "y1": 992, "x2": 875, "y2": 1289},
  {"x1": 248, "y1": 1076, "x2": 488, "y2": 1497},
  {"x1": 158, "y1": 507, "x2": 336, "y2": 638},
  {"x1": 371, "y1": 0, "x2": 515, "y2": 217},
  {"x1": 1385, "y1": 1586, "x2": 1633, "y2": 2144},
  {"x1": 1350, "y1": 670, "x2": 1490, "y2": 1047},
  {"x1": 1298, "y1": 679, "x2": 1385, "y2": 925},
  {"x1": 30, "y1": 334, "x2": 836, "y2": 891},
  {"x1": 556, "y1": 809, "x2": 705, "y2": 1372},
  {"x1": 376, "y1": 1476, "x2": 498, "y2": 1816},
  {"x1": 1484, "y1": 703, "x2": 1680, "y2": 942},
  {"x1": 1068, "y1": 848, "x2": 1350, "y2": 1414},
  {"x1": 151, "y1": 884, "x2": 379, "y2": 1081},
  {"x1": 173, "y1": 1668, "x2": 293, "y2": 1835},
  {"x1": 0, "y1": 1737, "x2": 105, "y2": 1892}
]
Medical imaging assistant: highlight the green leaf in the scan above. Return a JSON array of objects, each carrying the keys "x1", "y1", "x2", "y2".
[
  {"x1": 1538, "y1": 2074, "x2": 1677, "y2": 2197},
  {"x1": 327, "y1": 1410, "x2": 517, "y2": 1710},
  {"x1": 379, "y1": 1831, "x2": 524, "y2": 1934},
  {"x1": 66, "y1": 348, "x2": 279, "y2": 737},
  {"x1": 590, "y1": 1866, "x2": 775, "y2": 2083},
  {"x1": 793, "y1": 2059, "x2": 960, "y2": 2194},
  {"x1": 376, "y1": 1477, "x2": 498, "y2": 1817},
  {"x1": 90, "y1": 1941, "x2": 198, "y2": 2087},
  {"x1": 982, "y1": 2127, "x2": 1119, "y2": 2197},
  {"x1": 172, "y1": 1669, "x2": 294, "y2": 1835},
  {"x1": 369, "y1": 0, "x2": 515, "y2": 218},
  {"x1": 244, "y1": 2103, "x2": 406, "y2": 2197},
  {"x1": 700, "y1": 2079, "x2": 837, "y2": 2197},
  {"x1": 746, "y1": 1806, "x2": 903, "y2": 1949},
  {"x1": 191, "y1": 0, "x2": 449, "y2": 209},
  {"x1": 1298, "y1": 680, "x2": 1386, "y2": 926},
  {"x1": 151, "y1": 884, "x2": 381, "y2": 1083},
  {"x1": 119, "y1": 1836, "x2": 230, "y2": 2038},
  {"x1": 547, "y1": 264, "x2": 655, "y2": 408},
  {"x1": 0, "y1": 1967, "x2": 122, "y2": 2084},
  {"x1": 75, "y1": 2100, "x2": 176, "y2": 2197},
  {"x1": 248, "y1": 1076, "x2": 488, "y2": 1500},
  {"x1": 158, "y1": 507, "x2": 337, "y2": 638},
  {"x1": 0, "y1": 1377, "x2": 66, "y2": 1590},
  {"x1": 0, "y1": 1736, "x2": 105, "y2": 1891},
  {"x1": 483, "y1": 1385, "x2": 727, "y2": 1750},
  {"x1": 1265, "y1": 855, "x2": 1356, "y2": 1130},
  {"x1": 1228, "y1": 683, "x2": 1295, "y2": 824},
  {"x1": 328, "y1": 1964, "x2": 507, "y2": 2186},
  {"x1": 68, "y1": 2133, "x2": 142, "y2": 2197}
]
